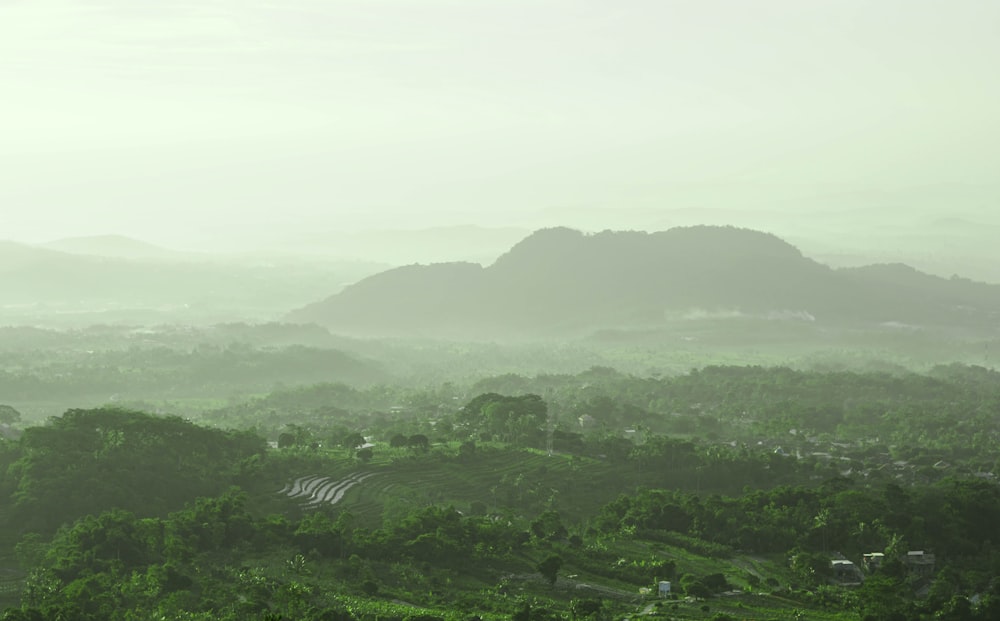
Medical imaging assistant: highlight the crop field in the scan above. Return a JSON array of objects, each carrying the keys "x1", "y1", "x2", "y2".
[{"x1": 269, "y1": 445, "x2": 638, "y2": 525}]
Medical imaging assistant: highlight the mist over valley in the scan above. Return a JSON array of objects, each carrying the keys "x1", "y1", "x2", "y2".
[{"x1": 3, "y1": 1, "x2": 1000, "y2": 618}]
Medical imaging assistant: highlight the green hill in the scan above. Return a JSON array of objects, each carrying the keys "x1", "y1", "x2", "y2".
[{"x1": 287, "y1": 226, "x2": 1000, "y2": 338}]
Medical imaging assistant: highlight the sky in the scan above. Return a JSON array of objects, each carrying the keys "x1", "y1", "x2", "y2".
[{"x1": 2, "y1": 0, "x2": 998, "y2": 249}]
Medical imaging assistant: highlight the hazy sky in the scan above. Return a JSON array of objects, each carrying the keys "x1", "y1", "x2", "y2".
[{"x1": 2, "y1": 0, "x2": 998, "y2": 248}]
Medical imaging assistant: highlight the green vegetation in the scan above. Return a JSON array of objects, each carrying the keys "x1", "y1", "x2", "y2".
[
  {"x1": 1, "y1": 361, "x2": 1000, "y2": 619},
  {"x1": 4, "y1": 226, "x2": 1000, "y2": 619}
]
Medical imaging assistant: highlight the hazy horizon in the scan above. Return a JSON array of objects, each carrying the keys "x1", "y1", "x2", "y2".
[{"x1": 3, "y1": 0, "x2": 998, "y2": 251}]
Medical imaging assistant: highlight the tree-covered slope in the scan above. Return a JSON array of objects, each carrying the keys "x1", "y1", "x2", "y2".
[{"x1": 286, "y1": 226, "x2": 1000, "y2": 337}]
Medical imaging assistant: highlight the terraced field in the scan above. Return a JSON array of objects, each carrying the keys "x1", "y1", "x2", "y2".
[
  {"x1": 276, "y1": 447, "x2": 635, "y2": 524},
  {"x1": 278, "y1": 471, "x2": 379, "y2": 509}
]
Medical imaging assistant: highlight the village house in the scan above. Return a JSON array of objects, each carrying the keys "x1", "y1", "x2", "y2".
[
  {"x1": 862, "y1": 552, "x2": 885, "y2": 572},
  {"x1": 862, "y1": 550, "x2": 935, "y2": 579},
  {"x1": 903, "y1": 551, "x2": 935, "y2": 578},
  {"x1": 830, "y1": 559, "x2": 864, "y2": 584}
]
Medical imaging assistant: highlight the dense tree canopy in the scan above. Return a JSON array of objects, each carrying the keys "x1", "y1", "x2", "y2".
[{"x1": 4, "y1": 407, "x2": 265, "y2": 534}]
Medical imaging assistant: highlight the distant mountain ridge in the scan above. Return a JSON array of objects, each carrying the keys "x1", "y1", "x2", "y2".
[
  {"x1": 0, "y1": 240, "x2": 379, "y2": 326},
  {"x1": 286, "y1": 226, "x2": 1000, "y2": 338},
  {"x1": 39, "y1": 234, "x2": 196, "y2": 261}
]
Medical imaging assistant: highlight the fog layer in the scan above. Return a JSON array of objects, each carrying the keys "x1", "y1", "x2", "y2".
[{"x1": 2, "y1": 0, "x2": 998, "y2": 250}]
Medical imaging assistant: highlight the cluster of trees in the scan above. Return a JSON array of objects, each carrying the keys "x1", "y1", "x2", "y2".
[
  {"x1": 456, "y1": 393, "x2": 548, "y2": 445},
  {"x1": 1, "y1": 408, "x2": 265, "y2": 534},
  {"x1": 596, "y1": 478, "x2": 1000, "y2": 566},
  {"x1": 470, "y1": 363, "x2": 1000, "y2": 440},
  {"x1": 5, "y1": 489, "x2": 581, "y2": 620},
  {"x1": 194, "y1": 364, "x2": 1000, "y2": 471}
]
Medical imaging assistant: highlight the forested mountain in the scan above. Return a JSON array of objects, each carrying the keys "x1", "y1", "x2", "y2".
[{"x1": 287, "y1": 226, "x2": 1000, "y2": 338}]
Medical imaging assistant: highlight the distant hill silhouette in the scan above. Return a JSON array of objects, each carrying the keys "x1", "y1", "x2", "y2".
[
  {"x1": 39, "y1": 234, "x2": 195, "y2": 261},
  {"x1": 0, "y1": 241, "x2": 237, "y2": 305},
  {"x1": 286, "y1": 226, "x2": 1000, "y2": 338},
  {"x1": 0, "y1": 240, "x2": 377, "y2": 326}
]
